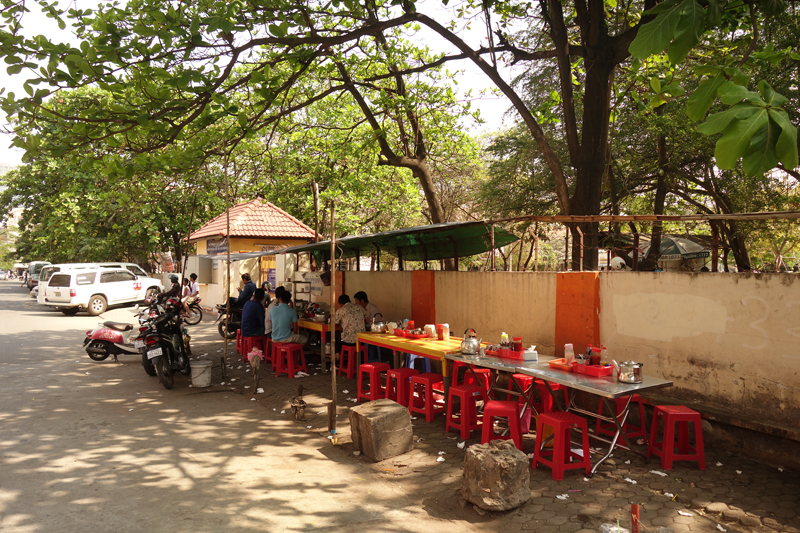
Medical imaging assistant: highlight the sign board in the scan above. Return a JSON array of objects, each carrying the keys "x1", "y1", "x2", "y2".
[
  {"x1": 267, "y1": 268, "x2": 276, "y2": 290},
  {"x1": 307, "y1": 272, "x2": 323, "y2": 296},
  {"x1": 160, "y1": 252, "x2": 174, "y2": 272},
  {"x1": 207, "y1": 237, "x2": 228, "y2": 255}
]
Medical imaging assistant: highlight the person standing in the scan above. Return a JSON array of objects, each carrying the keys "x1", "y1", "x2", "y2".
[
  {"x1": 241, "y1": 288, "x2": 267, "y2": 337},
  {"x1": 270, "y1": 291, "x2": 308, "y2": 345},
  {"x1": 334, "y1": 294, "x2": 366, "y2": 354}
]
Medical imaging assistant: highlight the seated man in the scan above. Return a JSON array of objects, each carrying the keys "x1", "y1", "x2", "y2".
[
  {"x1": 228, "y1": 273, "x2": 256, "y2": 309},
  {"x1": 270, "y1": 291, "x2": 308, "y2": 345},
  {"x1": 241, "y1": 288, "x2": 267, "y2": 338},
  {"x1": 264, "y1": 286, "x2": 285, "y2": 339},
  {"x1": 334, "y1": 294, "x2": 366, "y2": 353}
]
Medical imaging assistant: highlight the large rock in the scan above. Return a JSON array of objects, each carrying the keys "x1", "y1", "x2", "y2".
[
  {"x1": 349, "y1": 399, "x2": 413, "y2": 462},
  {"x1": 460, "y1": 440, "x2": 530, "y2": 511}
]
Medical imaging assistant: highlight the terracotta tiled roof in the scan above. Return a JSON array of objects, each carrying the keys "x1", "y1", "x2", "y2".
[{"x1": 189, "y1": 199, "x2": 315, "y2": 241}]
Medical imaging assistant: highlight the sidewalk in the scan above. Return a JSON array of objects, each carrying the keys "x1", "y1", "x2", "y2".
[{"x1": 192, "y1": 336, "x2": 800, "y2": 533}]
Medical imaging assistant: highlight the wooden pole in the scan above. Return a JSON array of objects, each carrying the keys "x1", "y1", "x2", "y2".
[
  {"x1": 628, "y1": 222, "x2": 639, "y2": 271},
  {"x1": 576, "y1": 226, "x2": 584, "y2": 271},
  {"x1": 313, "y1": 182, "x2": 320, "y2": 243},
  {"x1": 182, "y1": 189, "x2": 198, "y2": 276},
  {"x1": 564, "y1": 226, "x2": 570, "y2": 271},
  {"x1": 222, "y1": 158, "x2": 231, "y2": 379},
  {"x1": 329, "y1": 200, "x2": 337, "y2": 433},
  {"x1": 490, "y1": 225, "x2": 496, "y2": 271},
  {"x1": 534, "y1": 230, "x2": 539, "y2": 272},
  {"x1": 711, "y1": 221, "x2": 719, "y2": 272}
]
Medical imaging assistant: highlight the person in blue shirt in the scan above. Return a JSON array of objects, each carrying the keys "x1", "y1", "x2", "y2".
[
  {"x1": 241, "y1": 288, "x2": 267, "y2": 337},
  {"x1": 270, "y1": 291, "x2": 308, "y2": 345},
  {"x1": 228, "y1": 272, "x2": 256, "y2": 309}
]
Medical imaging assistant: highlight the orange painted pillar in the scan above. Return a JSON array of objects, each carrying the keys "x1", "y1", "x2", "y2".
[
  {"x1": 410, "y1": 271, "x2": 435, "y2": 326},
  {"x1": 554, "y1": 272, "x2": 600, "y2": 358}
]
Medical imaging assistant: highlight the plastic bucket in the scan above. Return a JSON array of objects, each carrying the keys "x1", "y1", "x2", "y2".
[{"x1": 191, "y1": 360, "x2": 213, "y2": 388}]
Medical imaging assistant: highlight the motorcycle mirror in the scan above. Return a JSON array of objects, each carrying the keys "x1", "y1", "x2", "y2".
[{"x1": 134, "y1": 304, "x2": 140, "y2": 310}]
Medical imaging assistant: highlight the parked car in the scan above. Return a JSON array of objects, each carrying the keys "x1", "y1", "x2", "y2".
[
  {"x1": 37, "y1": 262, "x2": 160, "y2": 306},
  {"x1": 27, "y1": 261, "x2": 51, "y2": 289},
  {"x1": 43, "y1": 267, "x2": 164, "y2": 316}
]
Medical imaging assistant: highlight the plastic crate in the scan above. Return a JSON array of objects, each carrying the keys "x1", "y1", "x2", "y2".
[
  {"x1": 584, "y1": 364, "x2": 614, "y2": 377},
  {"x1": 548, "y1": 358, "x2": 575, "y2": 372},
  {"x1": 498, "y1": 348, "x2": 524, "y2": 360}
]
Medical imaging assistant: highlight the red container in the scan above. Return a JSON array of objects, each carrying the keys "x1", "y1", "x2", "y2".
[
  {"x1": 407, "y1": 320, "x2": 415, "y2": 330},
  {"x1": 583, "y1": 364, "x2": 614, "y2": 377},
  {"x1": 393, "y1": 328, "x2": 406, "y2": 337},
  {"x1": 405, "y1": 333, "x2": 428, "y2": 339},
  {"x1": 498, "y1": 348, "x2": 524, "y2": 360}
]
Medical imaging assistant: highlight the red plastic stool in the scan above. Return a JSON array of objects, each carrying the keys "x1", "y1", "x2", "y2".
[
  {"x1": 338, "y1": 344, "x2": 367, "y2": 379},
  {"x1": 596, "y1": 394, "x2": 647, "y2": 441},
  {"x1": 236, "y1": 328, "x2": 243, "y2": 354},
  {"x1": 481, "y1": 400, "x2": 525, "y2": 450},
  {"x1": 452, "y1": 361, "x2": 491, "y2": 391},
  {"x1": 408, "y1": 373, "x2": 445, "y2": 422},
  {"x1": 357, "y1": 362, "x2": 390, "y2": 403},
  {"x1": 274, "y1": 343, "x2": 307, "y2": 378},
  {"x1": 241, "y1": 336, "x2": 268, "y2": 362},
  {"x1": 535, "y1": 381, "x2": 569, "y2": 412},
  {"x1": 532, "y1": 411, "x2": 591, "y2": 480},
  {"x1": 385, "y1": 367, "x2": 419, "y2": 406},
  {"x1": 648, "y1": 405, "x2": 706, "y2": 470},
  {"x1": 507, "y1": 374, "x2": 535, "y2": 403},
  {"x1": 446, "y1": 384, "x2": 488, "y2": 439}
]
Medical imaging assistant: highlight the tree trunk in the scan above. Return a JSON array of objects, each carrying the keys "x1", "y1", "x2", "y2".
[{"x1": 647, "y1": 106, "x2": 669, "y2": 271}]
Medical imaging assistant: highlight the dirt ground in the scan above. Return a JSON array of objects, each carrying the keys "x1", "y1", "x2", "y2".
[{"x1": 1, "y1": 279, "x2": 798, "y2": 533}]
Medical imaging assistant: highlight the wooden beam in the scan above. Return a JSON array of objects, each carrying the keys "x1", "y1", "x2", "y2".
[
  {"x1": 628, "y1": 222, "x2": 639, "y2": 271},
  {"x1": 711, "y1": 222, "x2": 719, "y2": 272}
]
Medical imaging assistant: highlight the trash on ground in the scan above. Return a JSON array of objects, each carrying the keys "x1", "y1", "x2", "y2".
[
  {"x1": 624, "y1": 477, "x2": 637, "y2": 484},
  {"x1": 457, "y1": 442, "x2": 465, "y2": 449},
  {"x1": 128, "y1": 409, "x2": 134, "y2": 411},
  {"x1": 716, "y1": 462, "x2": 723, "y2": 467},
  {"x1": 280, "y1": 409, "x2": 285, "y2": 414},
  {"x1": 438, "y1": 451, "x2": 446, "y2": 455},
  {"x1": 678, "y1": 510, "x2": 692, "y2": 516},
  {"x1": 664, "y1": 492, "x2": 674, "y2": 498},
  {"x1": 624, "y1": 460, "x2": 630, "y2": 464},
  {"x1": 650, "y1": 470, "x2": 668, "y2": 477},
  {"x1": 256, "y1": 387, "x2": 264, "y2": 393},
  {"x1": 556, "y1": 494, "x2": 569, "y2": 500},
  {"x1": 736, "y1": 470, "x2": 742, "y2": 474},
  {"x1": 436, "y1": 457, "x2": 445, "y2": 463},
  {"x1": 342, "y1": 389, "x2": 349, "y2": 394},
  {"x1": 353, "y1": 451, "x2": 361, "y2": 456},
  {"x1": 716, "y1": 525, "x2": 726, "y2": 532}
]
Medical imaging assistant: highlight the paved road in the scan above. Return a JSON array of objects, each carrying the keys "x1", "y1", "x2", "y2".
[{"x1": 0, "y1": 280, "x2": 474, "y2": 533}]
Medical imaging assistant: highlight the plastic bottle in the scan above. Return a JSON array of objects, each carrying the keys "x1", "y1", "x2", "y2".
[
  {"x1": 600, "y1": 345, "x2": 608, "y2": 365},
  {"x1": 500, "y1": 332, "x2": 509, "y2": 347}
]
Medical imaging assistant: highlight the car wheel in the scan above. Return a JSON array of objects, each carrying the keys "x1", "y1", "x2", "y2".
[
  {"x1": 145, "y1": 287, "x2": 160, "y2": 302},
  {"x1": 61, "y1": 307, "x2": 80, "y2": 316},
  {"x1": 87, "y1": 295, "x2": 107, "y2": 316}
]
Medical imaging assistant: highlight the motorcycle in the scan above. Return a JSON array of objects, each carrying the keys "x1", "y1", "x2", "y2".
[
  {"x1": 84, "y1": 309, "x2": 149, "y2": 362},
  {"x1": 137, "y1": 297, "x2": 191, "y2": 389},
  {"x1": 182, "y1": 298, "x2": 203, "y2": 326},
  {"x1": 214, "y1": 303, "x2": 242, "y2": 339}
]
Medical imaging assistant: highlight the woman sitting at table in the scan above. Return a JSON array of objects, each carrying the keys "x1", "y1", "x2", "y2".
[{"x1": 334, "y1": 294, "x2": 366, "y2": 354}]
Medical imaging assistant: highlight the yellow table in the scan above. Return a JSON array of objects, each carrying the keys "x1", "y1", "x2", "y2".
[
  {"x1": 298, "y1": 319, "x2": 341, "y2": 372},
  {"x1": 356, "y1": 332, "x2": 464, "y2": 380}
]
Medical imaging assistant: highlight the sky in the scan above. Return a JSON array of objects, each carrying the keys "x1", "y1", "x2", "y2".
[{"x1": 0, "y1": 1, "x2": 520, "y2": 168}]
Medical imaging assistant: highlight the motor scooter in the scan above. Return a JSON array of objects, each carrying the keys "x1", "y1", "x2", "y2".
[{"x1": 84, "y1": 321, "x2": 142, "y2": 362}]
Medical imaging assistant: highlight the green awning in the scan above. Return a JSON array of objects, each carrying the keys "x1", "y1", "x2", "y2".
[{"x1": 279, "y1": 221, "x2": 518, "y2": 264}]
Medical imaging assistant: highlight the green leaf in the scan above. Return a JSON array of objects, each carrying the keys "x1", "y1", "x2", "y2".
[
  {"x1": 643, "y1": 0, "x2": 682, "y2": 15},
  {"x1": 714, "y1": 108, "x2": 768, "y2": 169},
  {"x1": 760, "y1": 0, "x2": 786, "y2": 17},
  {"x1": 6, "y1": 64, "x2": 23, "y2": 75},
  {"x1": 698, "y1": 103, "x2": 758, "y2": 135},
  {"x1": 769, "y1": 109, "x2": 799, "y2": 170},
  {"x1": 706, "y1": 0, "x2": 721, "y2": 26},
  {"x1": 667, "y1": 0, "x2": 704, "y2": 64},
  {"x1": 742, "y1": 117, "x2": 780, "y2": 175},
  {"x1": 629, "y1": 3, "x2": 683, "y2": 59},
  {"x1": 718, "y1": 82, "x2": 764, "y2": 106},
  {"x1": 686, "y1": 73, "x2": 724, "y2": 121},
  {"x1": 649, "y1": 76, "x2": 662, "y2": 93},
  {"x1": 758, "y1": 81, "x2": 788, "y2": 107}
]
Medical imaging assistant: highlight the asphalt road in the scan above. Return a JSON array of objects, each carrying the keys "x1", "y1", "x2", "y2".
[{"x1": 0, "y1": 279, "x2": 480, "y2": 533}]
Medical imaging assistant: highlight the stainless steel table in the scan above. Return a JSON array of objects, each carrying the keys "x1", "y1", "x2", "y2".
[{"x1": 445, "y1": 353, "x2": 673, "y2": 476}]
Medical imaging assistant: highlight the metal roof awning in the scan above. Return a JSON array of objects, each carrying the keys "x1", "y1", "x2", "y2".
[{"x1": 278, "y1": 221, "x2": 519, "y2": 263}]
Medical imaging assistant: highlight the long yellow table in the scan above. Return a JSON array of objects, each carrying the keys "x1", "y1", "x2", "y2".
[{"x1": 356, "y1": 332, "x2": 464, "y2": 379}]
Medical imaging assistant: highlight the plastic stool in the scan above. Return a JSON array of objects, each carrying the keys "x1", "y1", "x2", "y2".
[
  {"x1": 408, "y1": 373, "x2": 445, "y2": 422},
  {"x1": 532, "y1": 411, "x2": 591, "y2": 480},
  {"x1": 481, "y1": 400, "x2": 525, "y2": 451},
  {"x1": 446, "y1": 384, "x2": 488, "y2": 439},
  {"x1": 385, "y1": 367, "x2": 419, "y2": 406},
  {"x1": 596, "y1": 394, "x2": 647, "y2": 441},
  {"x1": 507, "y1": 374, "x2": 535, "y2": 403},
  {"x1": 274, "y1": 343, "x2": 307, "y2": 378},
  {"x1": 405, "y1": 354, "x2": 431, "y2": 373},
  {"x1": 535, "y1": 381, "x2": 569, "y2": 412},
  {"x1": 647, "y1": 405, "x2": 706, "y2": 470},
  {"x1": 241, "y1": 336, "x2": 268, "y2": 362},
  {"x1": 338, "y1": 344, "x2": 367, "y2": 379},
  {"x1": 452, "y1": 360, "x2": 491, "y2": 390},
  {"x1": 357, "y1": 362, "x2": 390, "y2": 403}
]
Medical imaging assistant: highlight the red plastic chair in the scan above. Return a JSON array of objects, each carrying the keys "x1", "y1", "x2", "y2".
[
  {"x1": 481, "y1": 400, "x2": 525, "y2": 450},
  {"x1": 446, "y1": 383, "x2": 488, "y2": 439},
  {"x1": 408, "y1": 373, "x2": 445, "y2": 422},
  {"x1": 595, "y1": 394, "x2": 647, "y2": 442},
  {"x1": 532, "y1": 411, "x2": 591, "y2": 480},
  {"x1": 647, "y1": 405, "x2": 706, "y2": 470},
  {"x1": 241, "y1": 336, "x2": 267, "y2": 362},
  {"x1": 338, "y1": 344, "x2": 367, "y2": 379},
  {"x1": 385, "y1": 367, "x2": 419, "y2": 406},
  {"x1": 357, "y1": 362, "x2": 390, "y2": 403},
  {"x1": 273, "y1": 343, "x2": 307, "y2": 378}
]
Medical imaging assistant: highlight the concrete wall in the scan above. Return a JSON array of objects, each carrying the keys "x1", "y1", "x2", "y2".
[
  {"x1": 345, "y1": 269, "x2": 800, "y2": 432},
  {"x1": 599, "y1": 271, "x2": 800, "y2": 428}
]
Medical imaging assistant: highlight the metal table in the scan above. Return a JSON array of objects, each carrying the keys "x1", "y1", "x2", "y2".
[{"x1": 445, "y1": 353, "x2": 673, "y2": 476}]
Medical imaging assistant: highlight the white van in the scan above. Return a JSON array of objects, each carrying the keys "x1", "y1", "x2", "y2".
[
  {"x1": 27, "y1": 261, "x2": 51, "y2": 289},
  {"x1": 37, "y1": 264, "x2": 100, "y2": 305},
  {"x1": 43, "y1": 267, "x2": 164, "y2": 315}
]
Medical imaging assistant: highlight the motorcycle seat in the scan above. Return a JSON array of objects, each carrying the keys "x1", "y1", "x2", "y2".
[{"x1": 103, "y1": 321, "x2": 133, "y2": 331}]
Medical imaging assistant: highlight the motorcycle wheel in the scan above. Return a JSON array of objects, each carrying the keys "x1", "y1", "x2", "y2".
[
  {"x1": 141, "y1": 351, "x2": 157, "y2": 376},
  {"x1": 184, "y1": 305, "x2": 203, "y2": 326},
  {"x1": 218, "y1": 318, "x2": 239, "y2": 339},
  {"x1": 86, "y1": 340, "x2": 111, "y2": 361},
  {"x1": 154, "y1": 355, "x2": 174, "y2": 389}
]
